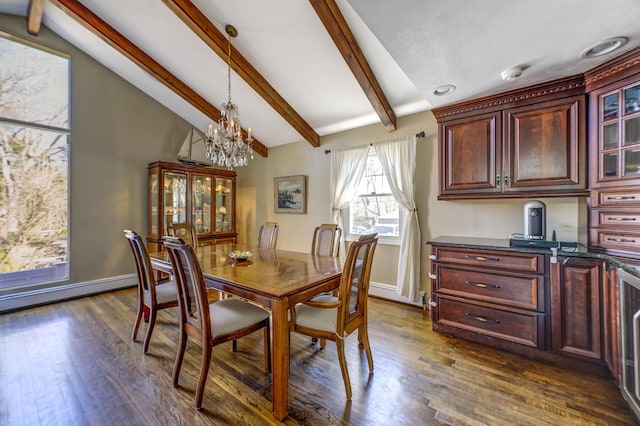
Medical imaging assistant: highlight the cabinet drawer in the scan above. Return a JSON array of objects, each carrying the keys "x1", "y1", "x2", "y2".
[
  {"x1": 590, "y1": 229, "x2": 640, "y2": 250},
  {"x1": 434, "y1": 295, "x2": 545, "y2": 349},
  {"x1": 591, "y1": 188, "x2": 640, "y2": 207},
  {"x1": 433, "y1": 247, "x2": 543, "y2": 273},
  {"x1": 433, "y1": 264, "x2": 544, "y2": 311},
  {"x1": 590, "y1": 209, "x2": 640, "y2": 228}
]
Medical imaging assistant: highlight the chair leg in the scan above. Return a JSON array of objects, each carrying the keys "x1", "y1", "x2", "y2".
[
  {"x1": 335, "y1": 338, "x2": 352, "y2": 400},
  {"x1": 359, "y1": 325, "x2": 374, "y2": 373},
  {"x1": 131, "y1": 301, "x2": 144, "y2": 341},
  {"x1": 172, "y1": 329, "x2": 188, "y2": 387},
  {"x1": 232, "y1": 339, "x2": 238, "y2": 352},
  {"x1": 142, "y1": 308, "x2": 157, "y2": 354},
  {"x1": 263, "y1": 321, "x2": 271, "y2": 372},
  {"x1": 195, "y1": 344, "x2": 213, "y2": 410}
]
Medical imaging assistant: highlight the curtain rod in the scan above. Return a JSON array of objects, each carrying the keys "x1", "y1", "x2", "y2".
[{"x1": 324, "y1": 131, "x2": 425, "y2": 154}]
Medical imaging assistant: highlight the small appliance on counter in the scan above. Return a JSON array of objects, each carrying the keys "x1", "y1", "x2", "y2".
[
  {"x1": 524, "y1": 200, "x2": 546, "y2": 240},
  {"x1": 509, "y1": 200, "x2": 556, "y2": 249}
]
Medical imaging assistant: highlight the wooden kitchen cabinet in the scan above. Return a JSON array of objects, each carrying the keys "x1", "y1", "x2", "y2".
[
  {"x1": 147, "y1": 161, "x2": 237, "y2": 251},
  {"x1": 549, "y1": 256, "x2": 603, "y2": 361},
  {"x1": 434, "y1": 75, "x2": 587, "y2": 200},
  {"x1": 430, "y1": 246, "x2": 546, "y2": 350},
  {"x1": 586, "y1": 47, "x2": 640, "y2": 258}
]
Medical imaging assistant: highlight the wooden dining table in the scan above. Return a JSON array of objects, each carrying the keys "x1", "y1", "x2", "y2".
[{"x1": 149, "y1": 242, "x2": 343, "y2": 420}]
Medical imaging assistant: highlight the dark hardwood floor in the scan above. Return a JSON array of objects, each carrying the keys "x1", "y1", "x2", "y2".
[{"x1": 0, "y1": 287, "x2": 636, "y2": 425}]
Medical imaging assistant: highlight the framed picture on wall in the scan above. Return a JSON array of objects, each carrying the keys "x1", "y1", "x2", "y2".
[{"x1": 274, "y1": 175, "x2": 306, "y2": 214}]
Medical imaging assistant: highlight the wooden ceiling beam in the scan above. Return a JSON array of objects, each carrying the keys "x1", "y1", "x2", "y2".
[
  {"x1": 27, "y1": 0, "x2": 46, "y2": 35},
  {"x1": 162, "y1": 0, "x2": 320, "y2": 148},
  {"x1": 309, "y1": 0, "x2": 396, "y2": 132},
  {"x1": 48, "y1": 0, "x2": 268, "y2": 158}
]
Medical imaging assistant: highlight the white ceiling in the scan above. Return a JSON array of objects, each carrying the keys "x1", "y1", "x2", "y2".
[{"x1": 1, "y1": 0, "x2": 640, "y2": 150}]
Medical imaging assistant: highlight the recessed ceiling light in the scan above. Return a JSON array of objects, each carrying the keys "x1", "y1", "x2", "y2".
[
  {"x1": 433, "y1": 84, "x2": 456, "y2": 96},
  {"x1": 580, "y1": 37, "x2": 627, "y2": 58},
  {"x1": 501, "y1": 65, "x2": 526, "y2": 81}
]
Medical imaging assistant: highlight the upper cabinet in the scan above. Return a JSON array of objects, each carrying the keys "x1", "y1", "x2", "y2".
[
  {"x1": 434, "y1": 76, "x2": 587, "y2": 200},
  {"x1": 147, "y1": 161, "x2": 236, "y2": 250},
  {"x1": 587, "y1": 50, "x2": 640, "y2": 189}
]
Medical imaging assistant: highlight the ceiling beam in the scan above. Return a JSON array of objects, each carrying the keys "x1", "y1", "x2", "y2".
[
  {"x1": 309, "y1": 0, "x2": 396, "y2": 132},
  {"x1": 162, "y1": 0, "x2": 320, "y2": 148},
  {"x1": 27, "y1": 0, "x2": 45, "y2": 35},
  {"x1": 48, "y1": 0, "x2": 268, "y2": 158}
]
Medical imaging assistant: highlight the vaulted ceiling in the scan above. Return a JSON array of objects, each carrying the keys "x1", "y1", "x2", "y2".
[{"x1": 1, "y1": 0, "x2": 640, "y2": 157}]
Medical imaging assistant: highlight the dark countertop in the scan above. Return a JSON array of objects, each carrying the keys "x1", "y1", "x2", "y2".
[{"x1": 427, "y1": 235, "x2": 640, "y2": 278}]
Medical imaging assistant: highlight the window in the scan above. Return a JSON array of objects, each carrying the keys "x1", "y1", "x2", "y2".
[
  {"x1": 0, "y1": 32, "x2": 70, "y2": 289},
  {"x1": 346, "y1": 147, "x2": 402, "y2": 244}
]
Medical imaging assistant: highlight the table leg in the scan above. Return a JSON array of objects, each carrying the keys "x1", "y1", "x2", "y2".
[{"x1": 271, "y1": 298, "x2": 289, "y2": 420}]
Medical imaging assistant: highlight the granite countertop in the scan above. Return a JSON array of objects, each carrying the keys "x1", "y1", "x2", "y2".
[{"x1": 426, "y1": 235, "x2": 640, "y2": 278}]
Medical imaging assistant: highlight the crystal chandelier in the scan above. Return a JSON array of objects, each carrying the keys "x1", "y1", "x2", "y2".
[{"x1": 205, "y1": 24, "x2": 253, "y2": 170}]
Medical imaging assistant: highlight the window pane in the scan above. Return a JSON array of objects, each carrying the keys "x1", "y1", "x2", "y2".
[
  {"x1": 0, "y1": 34, "x2": 70, "y2": 289},
  {"x1": 0, "y1": 35, "x2": 69, "y2": 129},
  {"x1": 0, "y1": 123, "x2": 69, "y2": 281},
  {"x1": 348, "y1": 148, "x2": 400, "y2": 238}
]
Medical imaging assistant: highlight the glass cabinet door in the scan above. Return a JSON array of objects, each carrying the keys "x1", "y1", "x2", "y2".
[
  {"x1": 149, "y1": 171, "x2": 159, "y2": 236},
  {"x1": 192, "y1": 174, "x2": 212, "y2": 234},
  {"x1": 600, "y1": 83, "x2": 640, "y2": 181},
  {"x1": 215, "y1": 177, "x2": 233, "y2": 233},
  {"x1": 164, "y1": 171, "x2": 187, "y2": 231}
]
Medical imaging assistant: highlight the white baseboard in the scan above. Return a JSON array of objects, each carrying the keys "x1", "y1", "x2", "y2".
[
  {"x1": 369, "y1": 281, "x2": 425, "y2": 308},
  {"x1": 0, "y1": 274, "x2": 137, "y2": 313}
]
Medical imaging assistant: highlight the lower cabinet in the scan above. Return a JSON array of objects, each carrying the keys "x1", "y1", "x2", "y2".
[
  {"x1": 430, "y1": 246, "x2": 546, "y2": 350},
  {"x1": 429, "y1": 244, "x2": 617, "y2": 372},
  {"x1": 549, "y1": 256, "x2": 603, "y2": 361}
]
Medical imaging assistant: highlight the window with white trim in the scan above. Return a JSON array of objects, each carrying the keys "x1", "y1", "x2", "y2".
[
  {"x1": 0, "y1": 32, "x2": 70, "y2": 289},
  {"x1": 346, "y1": 146, "x2": 402, "y2": 244}
]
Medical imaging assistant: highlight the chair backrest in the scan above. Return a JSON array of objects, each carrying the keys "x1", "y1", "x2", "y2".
[
  {"x1": 257, "y1": 222, "x2": 279, "y2": 248},
  {"x1": 163, "y1": 236, "x2": 211, "y2": 339},
  {"x1": 311, "y1": 224, "x2": 342, "y2": 257},
  {"x1": 124, "y1": 229, "x2": 157, "y2": 305},
  {"x1": 168, "y1": 222, "x2": 198, "y2": 247},
  {"x1": 336, "y1": 233, "x2": 378, "y2": 336}
]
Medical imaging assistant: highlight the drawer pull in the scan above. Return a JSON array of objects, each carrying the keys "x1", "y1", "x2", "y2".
[
  {"x1": 465, "y1": 280, "x2": 500, "y2": 289},
  {"x1": 429, "y1": 254, "x2": 437, "y2": 260},
  {"x1": 428, "y1": 273, "x2": 437, "y2": 280},
  {"x1": 607, "y1": 217, "x2": 637, "y2": 221},
  {"x1": 607, "y1": 237, "x2": 636, "y2": 243},
  {"x1": 464, "y1": 255, "x2": 500, "y2": 262},
  {"x1": 606, "y1": 195, "x2": 637, "y2": 200},
  {"x1": 466, "y1": 313, "x2": 500, "y2": 324}
]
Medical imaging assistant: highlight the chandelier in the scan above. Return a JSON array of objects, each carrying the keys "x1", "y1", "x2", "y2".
[{"x1": 205, "y1": 24, "x2": 253, "y2": 170}]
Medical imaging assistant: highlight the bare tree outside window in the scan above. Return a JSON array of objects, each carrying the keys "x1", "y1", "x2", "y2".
[
  {"x1": 0, "y1": 33, "x2": 70, "y2": 289},
  {"x1": 348, "y1": 147, "x2": 400, "y2": 238}
]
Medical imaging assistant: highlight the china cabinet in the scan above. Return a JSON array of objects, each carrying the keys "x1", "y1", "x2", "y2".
[{"x1": 147, "y1": 161, "x2": 236, "y2": 251}]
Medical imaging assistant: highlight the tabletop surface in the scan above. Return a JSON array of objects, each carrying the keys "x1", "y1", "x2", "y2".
[{"x1": 150, "y1": 243, "x2": 343, "y2": 298}]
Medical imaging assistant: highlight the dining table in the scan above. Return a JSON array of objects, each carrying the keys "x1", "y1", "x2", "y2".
[{"x1": 149, "y1": 242, "x2": 343, "y2": 420}]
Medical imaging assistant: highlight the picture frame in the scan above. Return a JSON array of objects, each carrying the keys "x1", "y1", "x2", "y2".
[{"x1": 274, "y1": 175, "x2": 306, "y2": 214}]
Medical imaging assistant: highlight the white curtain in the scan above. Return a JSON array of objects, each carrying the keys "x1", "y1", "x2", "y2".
[
  {"x1": 374, "y1": 135, "x2": 421, "y2": 302},
  {"x1": 330, "y1": 145, "x2": 369, "y2": 254}
]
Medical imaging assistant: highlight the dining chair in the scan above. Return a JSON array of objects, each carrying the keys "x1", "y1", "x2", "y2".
[
  {"x1": 124, "y1": 229, "x2": 179, "y2": 354},
  {"x1": 167, "y1": 222, "x2": 199, "y2": 247},
  {"x1": 290, "y1": 233, "x2": 378, "y2": 399},
  {"x1": 311, "y1": 223, "x2": 342, "y2": 257},
  {"x1": 257, "y1": 221, "x2": 279, "y2": 248},
  {"x1": 162, "y1": 236, "x2": 271, "y2": 410}
]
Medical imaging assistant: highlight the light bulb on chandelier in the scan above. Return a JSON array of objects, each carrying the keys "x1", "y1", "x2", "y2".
[{"x1": 205, "y1": 24, "x2": 254, "y2": 170}]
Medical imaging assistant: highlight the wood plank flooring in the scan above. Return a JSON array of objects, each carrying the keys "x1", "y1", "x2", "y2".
[{"x1": 0, "y1": 287, "x2": 636, "y2": 425}]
